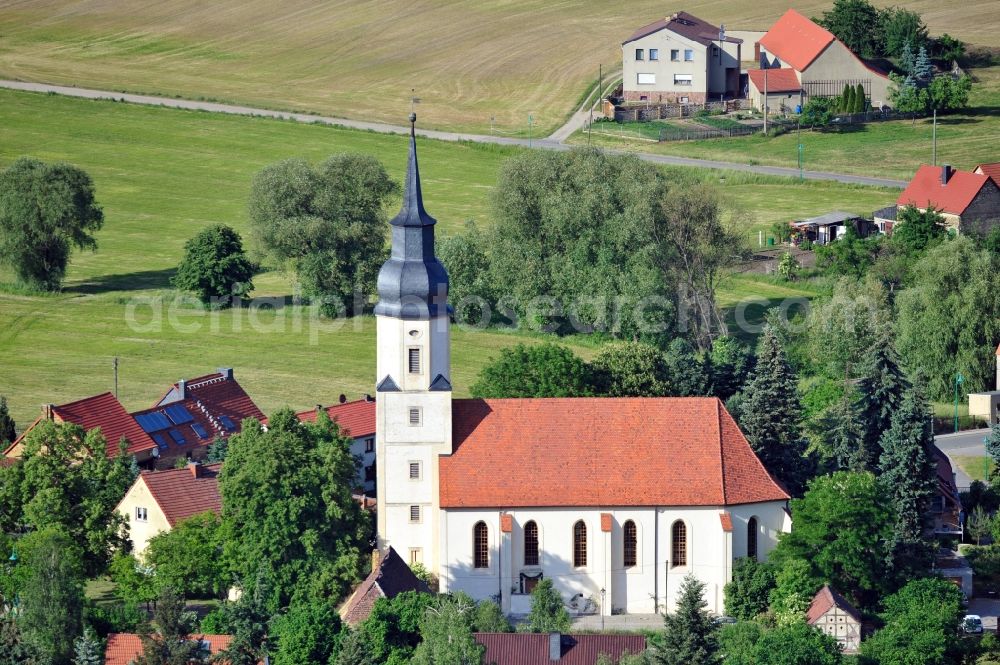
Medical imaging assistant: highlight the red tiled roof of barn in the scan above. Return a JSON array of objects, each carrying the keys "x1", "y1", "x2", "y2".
[
  {"x1": 897, "y1": 165, "x2": 992, "y2": 215},
  {"x1": 624, "y1": 11, "x2": 742, "y2": 47},
  {"x1": 104, "y1": 633, "x2": 235, "y2": 665},
  {"x1": 759, "y1": 9, "x2": 835, "y2": 72},
  {"x1": 296, "y1": 398, "x2": 376, "y2": 438},
  {"x1": 748, "y1": 68, "x2": 802, "y2": 93},
  {"x1": 975, "y1": 163, "x2": 1000, "y2": 186},
  {"x1": 140, "y1": 462, "x2": 223, "y2": 527},
  {"x1": 5, "y1": 392, "x2": 156, "y2": 458},
  {"x1": 439, "y1": 398, "x2": 789, "y2": 508},
  {"x1": 475, "y1": 633, "x2": 647, "y2": 665}
]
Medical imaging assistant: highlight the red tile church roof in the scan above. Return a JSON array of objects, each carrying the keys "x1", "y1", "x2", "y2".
[
  {"x1": 759, "y1": 9, "x2": 835, "y2": 72},
  {"x1": 440, "y1": 398, "x2": 789, "y2": 508},
  {"x1": 898, "y1": 165, "x2": 992, "y2": 215}
]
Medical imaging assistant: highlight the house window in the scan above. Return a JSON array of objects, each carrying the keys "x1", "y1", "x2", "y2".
[
  {"x1": 135, "y1": 507, "x2": 148, "y2": 522},
  {"x1": 573, "y1": 520, "x2": 587, "y2": 568},
  {"x1": 712, "y1": 45, "x2": 719, "y2": 56},
  {"x1": 674, "y1": 75, "x2": 693, "y2": 86},
  {"x1": 747, "y1": 517, "x2": 758, "y2": 560},
  {"x1": 410, "y1": 505, "x2": 421, "y2": 523},
  {"x1": 474, "y1": 521, "x2": 489, "y2": 568},
  {"x1": 408, "y1": 348, "x2": 421, "y2": 374},
  {"x1": 635, "y1": 48, "x2": 644, "y2": 61},
  {"x1": 637, "y1": 73, "x2": 655, "y2": 85},
  {"x1": 410, "y1": 548, "x2": 422, "y2": 565},
  {"x1": 679, "y1": 96, "x2": 690, "y2": 104},
  {"x1": 409, "y1": 461, "x2": 421, "y2": 480},
  {"x1": 409, "y1": 407, "x2": 422, "y2": 426},
  {"x1": 649, "y1": 48, "x2": 659, "y2": 61},
  {"x1": 524, "y1": 520, "x2": 539, "y2": 566},
  {"x1": 671, "y1": 521, "x2": 687, "y2": 567},
  {"x1": 684, "y1": 49, "x2": 694, "y2": 61},
  {"x1": 670, "y1": 49, "x2": 679, "y2": 61},
  {"x1": 623, "y1": 520, "x2": 637, "y2": 568},
  {"x1": 365, "y1": 438, "x2": 375, "y2": 453},
  {"x1": 639, "y1": 95, "x2": 648, "y2": 101},
  {"x1": 364, "y1": 464, "x2": 375, "y2": 482}
]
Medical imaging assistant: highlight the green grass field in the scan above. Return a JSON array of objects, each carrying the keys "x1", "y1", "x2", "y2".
[
  {"x1": 574, "y1": 65, "x2": 1000, "y2": 181},
  {"x1": 0, "y1": 89, "x2": 894, "y2": 427},
  {"x1": 953, "y1": 456, "x2": 995, "y2": 483},
  {"x1": 0, "y1": 1, "x2": 994, "y2": 136}
]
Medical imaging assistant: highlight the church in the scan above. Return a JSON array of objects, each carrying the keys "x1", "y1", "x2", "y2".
[{"x1": 374, "y1": 116, "x2": 791, "y2": 617}]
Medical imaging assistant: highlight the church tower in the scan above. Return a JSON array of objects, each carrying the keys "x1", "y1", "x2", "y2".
[{"x1": 374, "y1": 114, "x2": 452, "y2": 574}]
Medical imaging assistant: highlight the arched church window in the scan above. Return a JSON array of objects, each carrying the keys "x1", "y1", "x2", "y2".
[
  {"x1": 474, "y1": 521, "x2": 489, "y2": 568},
  {"x1": 671, "y1": 520, "x2": 687, "y2": 567},
  {"x1": 524, "y1": 520, "x2": 539, "y2": 566},
  {"x1": 573, "y1": 520, "x2": 587, "y2": 568},
  {"x1": 623, "y1": 520, "x2": 637, "y2": 568},
  {"x1": 747, "y1": 517, "x2": 758, "y2": 560}
]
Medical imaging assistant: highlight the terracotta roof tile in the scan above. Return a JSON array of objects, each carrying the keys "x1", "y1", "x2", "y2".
[
  {"x1": 6, "y1": 393, "x2": 156, "y2": 458},
  {"x1": 806, "y1": 585, "x2": 861, "y2": 624},
  {"x1": 475, "y1": 633, "x2": 647, "y2": 665},
  {"x1": 624, "y1": 11, "x2": 741, "y2": 47},
  {"x1": 897, "y1": 165, "x2": 993, "y2": 215},
  {"x1": 140, "y1": 462, "x2": 223, "y2": 527},
  {"x1": 759, "y1": 9, "x2": 835, "y2": 72},
  {"x1": 104, "y1": 633, "x2": 235, "y2": 665},
  {"x1": 748, "y1": 68, "x2": 801, "y2": 93},
  {"x1": 976, "y1": 162, "x2": 1000, "y2": 186},
  {"x1": 340, "y1": 547, "x2": 430, "y2": 625},
  {"x1": 296, "y1": 399, "x2": 375, "y2": 438},
  {"x1": 440, "y1": 398, "x2": 789, "y2": 508}
]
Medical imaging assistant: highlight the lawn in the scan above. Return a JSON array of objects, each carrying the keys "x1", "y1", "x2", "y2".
[
  {"x1": 953, "y1": 455, "x2": 994, "y2": 484},
  {"x1": 0, "y1": 0, "x2": 993, "y2": 136},
  {"x1": 573, "y1": 65, "x2": 1000, "y2": 181},
  {"x1": 0, "y1": 90, "x2": 890, "y2": 426}
]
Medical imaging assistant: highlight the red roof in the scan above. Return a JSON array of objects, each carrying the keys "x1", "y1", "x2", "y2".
[
  {"x1": 976, "y1": 163, "x2": 1000, "y2": 186},
  {"x1": 748, "y1": 68, "x2": 801, "y2": 93},
  {"x1": 140, "y1": 462, "x2": 223, "y2": 527},
  {"x1": 624, "y1": 11, "x2": 742, "y2": 47},
  {"x1": 806, "y1": 585, "x2": 861, "y2": 624},
  {"x1": 440, "y1": 398, "x2": 789, "y2": 508},
  {"x1": 105, "y1": 633, "x2": 234, "y2": 665},
  {"x1": 6, "y1": 393, "x2": 156, "y2": 458},
  {"x1": 296, "y1": 398, "x2": 375, "y2": 438},
  {"x1": 475, "y1": 633, "x2": 646, "y2": 665},
  {"x1": 719, "y1": 512, "x2": 733, "y2": 532},
  {"x1": 339, "y1": 546, "x2": 430, "y2": 625},
  {"x1": 897, "y1": 165, "x2": 992, "y2": 215},
  {"x1": 759, "y1": 9, "x2": 834, "y2": 72}
]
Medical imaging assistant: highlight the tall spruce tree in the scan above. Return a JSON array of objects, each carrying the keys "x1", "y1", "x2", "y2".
[
  {"x1": 653, "y1": 574, "x2": 719, "y2": 665},
  {"x1": 899, "y1": 42, "x2": 915, "y2": 76},
  {"x1": 855, "y1": 326, "x2": 909, "y2": 472},
  {"x1": 913, "y1": 45, "x2": 935, "y2": 84},
  {"x1": 664, "y1": 338, "x2": 711, "y2": 397},
  {"x1": 0, "y1": 396, "x2": 14, "y2": 446},
  {"x1": 815, "y1": 389, "x2": 867, "y2": 473},
  {"x1": 135, "y1": 587, "x2": 207, "y2": 665},
  {"x1": 878, "y1": 386, "x2": 936, "y2": 583},
  {"x1": 738, "y1": 325, "x2": 809, "y2": 495},
  {"x1": 72, "y1": 627, "x2": 103, "y2": 665}
]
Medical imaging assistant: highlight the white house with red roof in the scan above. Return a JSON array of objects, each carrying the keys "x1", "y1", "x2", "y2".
[
  {"x1": 374, "y1": 116, "x2": 791, "y2": 617},
  {"x1": 296, "y1": 396, "x2": 377, "y2": 494},
  {"x1": 749, "y1": 9, "x2": 891, "y2": 110},
  {"x1": 892, "y1": 164, "x2": 1000, "y2": 235},
  {"x1": 104, "y1": 633, "x2": 237, "y2": 665}
]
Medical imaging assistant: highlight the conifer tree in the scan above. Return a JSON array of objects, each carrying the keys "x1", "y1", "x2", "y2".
[
  {"x1": 845, "y1": 86, "x2": 857, "y2": 115},
  {"x1": 815, "y1": 389, "x2": 866, "y2": 473},
  {"x1": 664, "y1": 338, "x2": 711, "y2": 397},
  {"x1": 738, "y1": 325, "x2": 809, "y2": 495},
  {"x1": 840, "y1": 84, "x2": 852, "y2": 112},
  {"x1": 855, "y1": 327, "x2": 909, "y2": 472},
  {"x1": 334, "y1": 630, "x2": 374, "y2": 665},
  {"x1": 72, "y1": 627, "x2": 103, "y2": 665},
  {"x1": 0, "y1": 395, "x2": 15, "y2": 446},
  {"x1": 653, "y1": 574, "x2": 719, "y2": 665},
  {"x1": 899, "y1": 42, "x2": 915, "y2": 76},
  {"x1": 878, "y1": 386, "x2": 936, "y2": 582},
  {"x1": 913, "y1": 45, "x2": 935, "y2": 84},
  {"x1": 984, "y1": 423, "x2": 1000, "y2": 469},
  {"x1": 855, "y1": 83, "x2": 867, "y2": 112},
  {"x1": 134, "y1": 587, "x2": 206, "y2": 665},
  {"x1": 205, "y1": 435, "x2": 228, "y2": 463}
]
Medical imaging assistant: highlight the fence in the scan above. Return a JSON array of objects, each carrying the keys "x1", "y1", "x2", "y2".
[
  {"x1": 932, "y1": 414, "x2": 989, "y2": 436},
  {"x1": 658, "y1": 124, "x2": 762, "y2": 142},
  {"x1": 613, "y1": 98, "x2": 747, "y2": 122},
  {"x1": 801, "y1": 79, "x2": 871, "y2": 99}
]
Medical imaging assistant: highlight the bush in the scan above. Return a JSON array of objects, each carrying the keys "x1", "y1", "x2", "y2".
[
  {"x1": 83, "y1": 601, "x2": 145, "y2": 637},
  {"x1": 172, "y1": 224, "x2": 256, "y2": 306}
]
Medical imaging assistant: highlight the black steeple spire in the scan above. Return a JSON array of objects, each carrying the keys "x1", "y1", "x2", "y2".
[{"x1": 374, "y1": 114, "x2": 450, "y2": 319}]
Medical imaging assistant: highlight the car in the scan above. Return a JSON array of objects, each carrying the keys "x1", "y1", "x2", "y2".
[
  {"x1": 962, "y1": 614, "x2": 984, "y2": 634},
  {"x1": 712, "y1": 616, "x2": 738, "y2": 626}
]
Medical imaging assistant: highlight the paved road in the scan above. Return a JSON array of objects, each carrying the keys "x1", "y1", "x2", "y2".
[
  {"x1": 0, "y1": 79, "x2": 907, "y2": 188},
  {"x1": 936, "y1": 428, "x2": 992, "y2": 489}
]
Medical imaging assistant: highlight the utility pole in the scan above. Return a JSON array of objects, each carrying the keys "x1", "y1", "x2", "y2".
[
  {"x1": 955, "y1": 372, "x2": 964, "y2": 433},
  {"x1": 528, "y1": 114, "x2": 533, "y2": 148},
  {"x1": 763, "y1": 67, "x2": 768, "y2": 134},
  {"x1": 490, "y1": 114, "x2": 495, "y2": 136},
  {"x1": 932, "y1": 108, "x2": 938, "y2": 165},
  {"x1": 797, "y1": 117, "x2": 803, "y2": 181},
  {"x1": 113, "y1": 356, "x2": 119, "y2": 400}
]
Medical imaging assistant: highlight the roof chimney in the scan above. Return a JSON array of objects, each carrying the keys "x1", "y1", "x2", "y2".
[
  {"x1": 188, "y1": 461, "x2": 202, "y2": 478},
  {"x1": 720, "y1": 24, "x2": 726, "y2": 42},
  {"x1": 549, "y1": 633, "x2": 562, "y2": 661},
  {"x1": 41, "y1": 403, "x2": 55, "y2": 420},
  {"x1": 218, "y1": 367, "x2": 234, "y2": 380},
  {"x1": 178, "y1": 379, "x2": 187, "y2": 399},
  {"x1": 339, "y1": 394, "x2": 347, "y2": 404},
  {"x1": 941, "y1": 164, "x2": 952, "y2": 185},
  {"x1": 372, "y1": 549, "x2": 382, "y2": 571},
  {"x1": 315, "y1": 404, "x2": 323, "y2": 415}
]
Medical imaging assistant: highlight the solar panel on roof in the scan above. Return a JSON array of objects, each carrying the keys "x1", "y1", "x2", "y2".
[
  {"x1": 191, "y1": 422, "x2": 209, "y2": 439},
  {"x1": 168, "y1": 429, "x2": 187, "y2": 445},
  {"x1": 218, "y1": 415, "x2": 237, "y2": 432},
  {"x1": 152, "y1": 433, "x2": 169, "y2": 450},
  {"x1": 136, "y1": 411, "x2": 171, "y2": 433},
  {"x1": 164, "y1": 403, "x2": 194, "y2": 425}
]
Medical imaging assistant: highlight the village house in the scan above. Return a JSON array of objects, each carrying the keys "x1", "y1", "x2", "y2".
[
  {"x1": 748, "y1": 9, "x2": 891, "y2": 111},
  {"x1": 104, "y1": 633, "x2": 236, "y2": 665},
  {"x1": 115, "y1": 461, "x2": 222, "y2": 555},
  {"x1": 975, "y1": 162, "x2": 1000, "y2": 186},
  {"x1": 806, "y1": 586, "x2": 863, "y2": 653},
  {"x1": 885, "y1": 164, "x2": 1000, "y2": 235},
  {"x1": 295, "y1": 395, "x2": 377, "y2": 494},
  {"x1": 339, "y1": 546, "x2": 431, "y2": 625},
  {"x1": 373, "y1": 116, "x2": 791, "y2": 618},
  {"x1": 969, "y1": 345, "x2": 1000, "y2": 425},
  {"x1": 621, "y1": 11, "x2": 741, "y2": 104},
  {"x1": 475, "y1": 633, "x2": 647, "y2": 665},
  {"x1": 3, "y1": 392, "x2": 157, "y2": 462}
]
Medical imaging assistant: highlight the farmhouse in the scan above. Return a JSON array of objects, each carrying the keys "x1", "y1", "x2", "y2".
[
  {"x1": 621, "y1": 11, "x2": 741, "y2": 104},
  {"x1": 749, "y1": 9, "x2": 891, "y2": 110},
  {"x1": 116, "y1": 461, "x2": 222, "y2": 554},
  {"x1": 895, "y1": 164, "x2": 1000, "y2": 235},
  {"x1": 339, "y1": 546, "x2": 431, "y2": 625},
  {"x1": 374, "y1": 116, "x2": 791, "y2": 618},
  {"x1": 806, "y1": 585, "x2": 863, "y2": 653}
]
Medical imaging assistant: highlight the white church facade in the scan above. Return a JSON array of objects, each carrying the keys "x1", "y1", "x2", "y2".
[{"x1": 374, "y1": 116, "x2": 791, "y2": 617}]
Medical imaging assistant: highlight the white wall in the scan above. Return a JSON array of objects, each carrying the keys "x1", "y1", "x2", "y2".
[
  {"x1": 349, "y1": 434, "x2": 376, "y2": 493},
  {"x1": 116, "y1": 478, "x2": 171, "y2": 556},
  {"x1": 623, "y1": 31, "x2": 709, "y2": 100}
]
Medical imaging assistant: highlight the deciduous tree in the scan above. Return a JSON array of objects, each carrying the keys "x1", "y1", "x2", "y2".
[
  {"x1": 591, "y1": 341, "x2": 670, "y2": 397},
  {"x1": 709, "y1": 336, "x2": 753, "y2": 400},
  {"x1": 0, "y1": 157, "x2": 103, "y2": 291},
  {"x1": 471, "y1": 343, "x2": 594, "y2": 398},
  {"x1": 172, "y1": 224, "x2": 256, "y2": 305},
  {"x1": 269, "y1": 598, "x2": 342, "y2": 665},
  {"x1": 818, "y1": 0, "x2": 885, "y2": 58},
  {"x1": 147, "y1": 512, "x2": 226, "y2": 599},
  {"x1": 410, "y1": 593, "x2": 485, "y2": 665},
  {"x1": 436, "y1": 221, "x2": 497, "y2": 327},
  {"x1": 883, "y1": 9, "x2": 928, "y2": 58},
  {"x1": 723, "y1": 557, "x2": 777, "y2": 621},
  {"x1": 527, "y1": 579, "x2": 571, "y2": 634}
]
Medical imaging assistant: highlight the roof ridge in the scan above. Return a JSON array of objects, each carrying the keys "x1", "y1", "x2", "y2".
[
  {"x1": 52, "y1": 391, "x2": 117, "y2": 411},
  {"x1": 716, "y1": 399, "x2": 727, "y2": 505}
]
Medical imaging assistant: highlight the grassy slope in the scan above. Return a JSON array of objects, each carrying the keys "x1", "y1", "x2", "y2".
[
  {"x1": 0, "y1": 89, "x2": 891, "y2": 426},
  {"x1": 574, "y1": 65, "x2": 1000, "y2": 181},
  {"x1": 0, "y1": 0, "x2": 994, "y2": 136}
]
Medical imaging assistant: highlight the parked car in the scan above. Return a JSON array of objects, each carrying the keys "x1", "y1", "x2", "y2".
[
  {"x1": 962, "y1": 615, "x2": 984, "y2": 634},
  {"x1": 712, "y1": 616, "x2": 738, "y2": 626}
]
